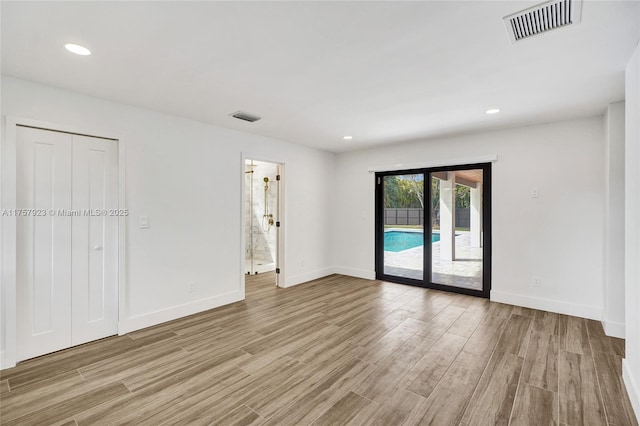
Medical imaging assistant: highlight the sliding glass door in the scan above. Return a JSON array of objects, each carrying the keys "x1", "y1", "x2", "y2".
[
  {"x1": 375, "y1": 163, "x2": 491, "y2": 297},
  {"x1": 380, "y1": 174, "x2": 424, "y2": 280}
]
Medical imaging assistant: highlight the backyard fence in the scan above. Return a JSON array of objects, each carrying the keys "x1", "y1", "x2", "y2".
[
  {"x1": 455, "y1": 208, "x2": 470, "y2": 228},
  {"x1": 384, "y1": 208, "x2": 424, "y2": 226},
  {"x1": 384, "y1": 208, "x2": 470, "y2": 228}
]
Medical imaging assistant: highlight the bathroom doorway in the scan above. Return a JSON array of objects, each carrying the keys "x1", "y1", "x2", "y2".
[{"x1": 244, "y1": 159, "x2": 283, "y2": 288}]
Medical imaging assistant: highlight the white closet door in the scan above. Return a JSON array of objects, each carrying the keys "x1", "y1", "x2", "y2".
[
  {"x1": 16, "y1": 126, "x2": 73, "y2": 361},
  {"x1": 71, "y1": 135, "x2": 118, "y2": 345}
]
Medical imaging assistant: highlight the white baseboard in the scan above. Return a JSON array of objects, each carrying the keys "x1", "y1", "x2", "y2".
[
  {"x1": 332, "y1": 266, "x2": 376, "y2": 280},
  {"x1": 118, "y1": 290, "x2": 243, "y2": 335},
  {"x1": 283, "y1": 267, "x2": 335, "y2": 288},
  {"x1": 490, "y1": 290, "x2": 602, "y2": 320},
  {"x1": 603, "y1": 319, "x2": 626, "y2": 339},
  {"x1": 281, "y1": 266, "x2": 376, "y2": 288},
  {"x1": 623, "y1": 359, "x2": 640, "y2": 423}
]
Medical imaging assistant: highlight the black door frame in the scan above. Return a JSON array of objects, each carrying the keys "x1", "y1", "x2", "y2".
[{"x1": 375, "y1": 162, "x2": 492, "y2": 298}]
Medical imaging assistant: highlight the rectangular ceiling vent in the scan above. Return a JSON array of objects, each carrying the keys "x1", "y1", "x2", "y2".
[
  {"x1": 230, "y1": 111, "x2": 261, "y2": 123},
  {"x1": 503, "y1": 0, "x2": 582, "y2": 43}
]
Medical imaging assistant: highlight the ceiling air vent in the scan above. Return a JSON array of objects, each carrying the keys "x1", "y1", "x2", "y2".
[
  {"x1": 230, "y1": 111, "x2": 261, "y2": 123},
  {"x1": 503, "y1": 0, "x2": 582, "y2": 43}
]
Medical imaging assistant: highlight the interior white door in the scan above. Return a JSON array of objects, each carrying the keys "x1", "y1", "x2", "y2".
[
  {"x1": 16, "y1": 127, "x2": 118, "y2": 362},
  {"x1": 16, "y1": 126, "x2": 73, "y2": 361},
  {"x1": 71, "y1": 135, "x2": 118, "y2": 345}
]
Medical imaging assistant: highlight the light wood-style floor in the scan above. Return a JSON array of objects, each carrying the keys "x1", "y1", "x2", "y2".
[{"x1": 1, "y1": 273, "x2": 637, "y2": 425}]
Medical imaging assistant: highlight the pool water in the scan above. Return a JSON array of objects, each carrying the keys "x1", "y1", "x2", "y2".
[{"x1": 384, "y1": 231, "x2": 440, "y2": 252}]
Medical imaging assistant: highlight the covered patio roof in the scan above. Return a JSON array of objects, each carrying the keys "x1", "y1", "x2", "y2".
[{"x1": 432, "y1": 169, "x2": 483, "y2": 188}]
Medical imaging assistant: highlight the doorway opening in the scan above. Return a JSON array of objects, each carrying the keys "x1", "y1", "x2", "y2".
[
  {"x1": 375, "y1": 163, "x2": 491, "y2": 298},
  {"x1": 244, "y1": 159, "x2": 282, "y2": 288}
]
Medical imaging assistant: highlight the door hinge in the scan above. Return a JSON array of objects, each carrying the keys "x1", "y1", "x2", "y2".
[
  {"x1": 276, "y1": 175, "x2": 281, "y2": 181},
  {"x1": 276, "y1": 268, "x2": 280, "y2": 274},
  {"x1": 276, "y1": 221, "x2": 280, "y2": 227},
  {"x1": 377, "y1": 177, "x2": 381, "y2": 184}
]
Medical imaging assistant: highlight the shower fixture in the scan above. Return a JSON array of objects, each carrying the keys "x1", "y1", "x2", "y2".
[{"x1": 262, "y1": 177, "x2": 274, "y2": 231}]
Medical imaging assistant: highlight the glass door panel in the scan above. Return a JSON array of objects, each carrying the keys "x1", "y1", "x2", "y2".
[
  {"x1": 382, "y1": 174, "x2": 424, "y2": 281},
  {"x1": 430, "y1": 169, "x2": 483, "y2": 290}
]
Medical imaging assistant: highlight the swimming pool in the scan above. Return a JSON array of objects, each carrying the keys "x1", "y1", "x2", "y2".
[{"x1": 384, "y1": 231, "x2": 440, "y2": 252}]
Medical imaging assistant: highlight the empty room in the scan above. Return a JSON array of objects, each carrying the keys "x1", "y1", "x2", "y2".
[{"x1": 1, "y1": 1, "x2": 640, "y2": 425}]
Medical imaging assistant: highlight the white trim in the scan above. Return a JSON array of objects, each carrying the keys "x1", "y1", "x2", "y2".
[
  {"x1": 490, "y1": 290, "x2": 602, "y2": 320},
  {"x1": 602, "y1": 319, "x2": 625, "y2": 339},
  {"x1": 117, "y1": 132, "x2": 127, "y2": 336},
  {"x1": 1, "y1": 116, "x2": 125, "y2": 370},
  {"x1": 284, "y1": 267, "x2": 335, "y2": 288},
  {"x1": 240, "y1": 156, "x2": 247, "y2": 298},
  {"x1": 367, "y1": 154, "x2": 498, "y2": 173},
  {"x1": 624, "y1": 359, "x2": 640, "y2": 423},
  {"x1": 118, "y1": 291, "x2": 243, "y2": 334},
  {"x1": 333, "y1": 266, "x2": 376, "y2": 280},
  {"x1": 1, "y1": 116, "x2": 18, "y2": 369}
]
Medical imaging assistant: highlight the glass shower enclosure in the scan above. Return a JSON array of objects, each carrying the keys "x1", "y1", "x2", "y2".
[{"x1": 244, "y1": 159, "x2": 279, "y2": 275}]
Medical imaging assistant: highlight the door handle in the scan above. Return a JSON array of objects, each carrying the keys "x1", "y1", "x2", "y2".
[{"x1": 93, "y1": 245, "x2": 103, "y2": 250}]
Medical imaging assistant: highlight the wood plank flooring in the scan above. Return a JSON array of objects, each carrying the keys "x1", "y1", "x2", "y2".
[{"x1": 1, "y1": 273, "x2": 636, "y2": 425}]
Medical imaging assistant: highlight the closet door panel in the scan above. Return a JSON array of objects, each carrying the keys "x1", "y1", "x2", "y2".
[
  {"x1": 16, "y1": 126, "x2": 73, "y2": 361},
  {"x1": 71, "y1": 135, "x2": 119, "y2": 345}
]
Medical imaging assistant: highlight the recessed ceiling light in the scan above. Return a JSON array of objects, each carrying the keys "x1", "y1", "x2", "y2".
[
  {"x1": 64, "y1": 43, "x2": 91, "y2": 56},
  {"x1": 486, "y1": 108, "x2": 501, "y2": 114},
  {"x1": 343, "y1": 136, "x2": 353, "y2": 140}
]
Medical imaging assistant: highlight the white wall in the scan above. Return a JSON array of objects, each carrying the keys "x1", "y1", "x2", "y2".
[
  {"x1": 623, "y1": 41, "x2": 640, "y2": 420},
  {"x1": 333, "y1": 117, "x2": 606, "y2": 320},
  {"x1": 603, "y1": 101, "x2": 626, "y2": 338},
  {"x1": 1, "y1": 76, "x2": 335, "y2": 367}
]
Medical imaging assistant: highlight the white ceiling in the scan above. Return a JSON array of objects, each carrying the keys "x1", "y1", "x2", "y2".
[{"x1": 2, "y1": 1, "x2": 639, "y2": 153}]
